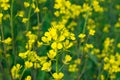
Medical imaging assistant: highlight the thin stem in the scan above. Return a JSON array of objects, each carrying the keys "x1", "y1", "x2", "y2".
[
  {"x1": 36, "y1": 0, "x2": 41, "y2": 38},
  {"x1": 82, "y1": 0, "x2": 92, "y2": 34},
  {"x1": 59, "y1": 64, "x2": 64, "y2": 71},
  {"x1": 19, "y1": 68, "x2": 26, "y2": 80},
  {"x1": 10, "y1": 0, "x2": 16, "y2": 63},
  {"x1": 26, "y1": 2, "x2": 32, "y2": 31},
  {"x1": 0, "y1": 24, "x2": 6, "y2": 57},
  {"x1": 56, "y1": 57, "x2": 58, "y2": 73},
  {"x1": 82, "y1": 11, "x2": 89, "y2": 34},
  {"x1": 0, "y1": 12, "x2": 13, "y2": 80}
]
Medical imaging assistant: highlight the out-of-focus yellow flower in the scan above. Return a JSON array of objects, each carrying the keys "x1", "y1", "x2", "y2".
[
  {"x1": 2, "y1": 37, "x2": 12, "y2": 45},
  {"x1": 89, "y1": 29, "x2": 95, "y2": 36},
  {"x1": 1, "y1": 3, "x2": 10, "y2": 10},
  {"x1": 11, "y1": 64, "x2": 22, "y2": 79},
  {"x1": 31, "y1": 3, "x2": 35, "y2": 9},
  {"x1": 117, "y1": 43, "x2": 120, "y2": 48},
  {"x1": 0, "y1": 13, "x2": 3, "y2": 18},
  {"x1": 52, "y1": 72, "x2": 64, "y2": 80},
  {"x1": 74, "y1": 58, "x2": 81, "y2": 64},
  {"x1": 68, "y1": 64, "x2": 78, "y2": 72},
  {"x1": 24, "y1": 2, "x2": 30, "y2": 8},
  {"x1": 25, "y1": 61, "x2": 33, "y2": 68},
  {"x1": 37, "y1": 41, "x2": 43, "y2": 47},
  {"x1": 25, "y1": 75, "x2": 31, "y2": 80},
  {"x1": 22, "y1": 18, "x2": 28, "y2": 23},
  {"x1": 78, "y1": 33, "x2": 86, "y2": 39},
  {"x1": 34, "y1": 7, "x2": 40, "y2": 13},
  {"x1": 17, "y1": 11, "x2": 24, "y2": 17}
]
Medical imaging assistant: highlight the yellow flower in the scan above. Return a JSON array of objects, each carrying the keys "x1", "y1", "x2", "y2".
[
  {"x1": 86, "y1": 43, "x2": 94, "y2": 48},
  {"x1": 51, "y1": 42, "x2": 57, "y2": 49},
  {"x1": 22, "y1": 18, "x2": 28, "y2": 23},
  {"x1": 34, "y1": 7, "x2": 40, "y2": 13},
  {"x1": 51, "y1": 42, "x2": 63, "y2": 50},
  {"x1": 37, "y1": 41, "x2": 43, "y2": 47},
  {"x1": 2, "y1": 37, "x2": 12, "y2": 45},
  {"x1": 117, "y1": 43, "x2": 120, "y2": 48},
  {"x1": 89, "y1": 29, "x2": 95, "y2": 36},
  {"x1": 25, "y1": 61, "x2": 33, "y2": 68},
  {"x1": 78, "y1": 33, "x2": 86, "y2": 39},
  {"x1": 47, "y1": 50, "x2": 57, "y2": 59},
  {"x1": 52, "y1": 72, "x2": 64, "y2": 80},
  {"x1": 57, "y1": 43, "x2": 63, "y2": 49},
  {"x1": 54, "y1": 11, "x2": 60, "y2": 17},
  {"x1": 11, "y1": 64, "x2": 22, "y2": 79},
  {"x1": 41, "y1": 61, "x2": 51, "y2": 71},
  {"x1": 74, "y1": 58, "x2": 81, "y2": 64},
  {"x1": 24, "y1": 2, "x2": 30, "y2": 8},
  {"x1": 0, "y1": 13, "x2": 3, "y2": 18},
  {"x1": 25, "y1": 75, "x2": 31, "y2": 80},
  {"x1": 68, "y1": 64, "x2": 78, "y2": 72},
  {"x1": 1, "y1": 3, "x2": 10, "y2": 10},
  {"x1": 17, "y1": 11, "x2": 24, "y2": 17},
  {"x1": 31, "y1": 3, "x2": 35, "y2": 9},
  {"x1": 63, "y1": 40, "x2": 73, "y2": 49},
  {"x1": 63, "y1": 54, "x2": 72, "y2": 64}
]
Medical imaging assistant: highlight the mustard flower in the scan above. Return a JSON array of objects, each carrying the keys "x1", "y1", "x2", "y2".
[
  {"x1": 24, "y1": 2, "x2": 30, "y2": 8},
  {"x1": 1, "y1": 37, "x2": 12, "y2": 45},
  {"x1": 47, "y1": 49, "x2": 57, "y2": 59},
  {"x1": 25, "y1": 75, "x2": 31, "y2": 80},
  {"x1": 41, "y1": 61, "x2": 51, "y2": 72},
  {"x1": 34, "y1": 7, "x2": 40, "y2": 13},
  {"x1": 11, "y1": 64, "x2": 22, "y2": 79},
  {"x1": 25, "y1": 61, "x2": 33, "y2": 68},
  {"x1": 63, "y1": 54, "x2": 72, "y2": 64},
  {"x1": 52, "y1": 72, "x2": 64, "y2": 80}
]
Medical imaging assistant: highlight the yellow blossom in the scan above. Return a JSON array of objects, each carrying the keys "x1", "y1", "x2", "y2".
[
  {"x1": 89, "y1": 29, "x2": 95, "y2": 36},
  {"x1": 31, "y1": 3, "x2": 35, "y2": 9},
  {"x1": 25, "y1": 75, "x2": 31, "y2": 80},
  {"x1": 63, "y1": 54, "x2": 72, "y2": 64},
  {"x1": 34, "y1": 7, "x2": 40, "y2": 13},
  {"x1": 25, "y1": 61, "x2": 33, "y2": 68},
  {"x1": 74, "y1": 58, "x2": 81, "y2": 64},
  {"x1": 37, "y1": 41, "x2": 43, "y2": 47},
  {"x1": 22, "y1": 18, "x2": 28, "y2": 23},
  {"x1": 78, "y1": 33, "x2": 86, "y2": 39},
  {"x1": 17, "y1": 11, "x2": 24, "y2": 17},
  {"x1": 0, "y1": 13, "x2": 3, "y2": 18},
  {"x1": 68, "y1": 64, "x2": 78, "y2": 72},
  {"x1": 41, "y1": 61, "x2": 51, "y2": 71},
  {"x1": 117, "y1": 43, "x2": 120, "y2": 48},
  {"x1": 52, "y1": 72, "x2": 64, "y2": 80},
  {"x1": 47, "y1": 50, "x2": 57, "y2": 59},
  {"x1": 11, "y1": 64, "x2": 22, "y2": 79},
  {"x1": 2, "y1": 37, "x2": 12, "y2": 45},
  {"x1": 24, "y1": 2, "x2": 30, "y2": 8}
]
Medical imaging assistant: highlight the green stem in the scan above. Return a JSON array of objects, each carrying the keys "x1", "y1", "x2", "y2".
[
  {"x1": 26, "y1": 3, "x2": 32, "y2": 31},
  {"x1": 36, "y1": 0, "x2": 41, "y2": 38},
  {"x1": 82, "y1": 11, "x2": 89, "y2": 34},
  {"x1": 10, "y1": 0, "x2": 16, "y2": 63},
  {"x1": 0, "y1": 24, "x2": 6, "y2": 56},
  {"x1": 19, "y1": 68, "x2": 26, "y2": 80},
  {"x1": 56, "y1": 54, "x2": 59, "y2": 73},
  {"x1": 59, "y1": 64, "x2": 64, "y2": 71},
  {"x1": 82, "y1": 0, "x2": 92, "y2": 34}
]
